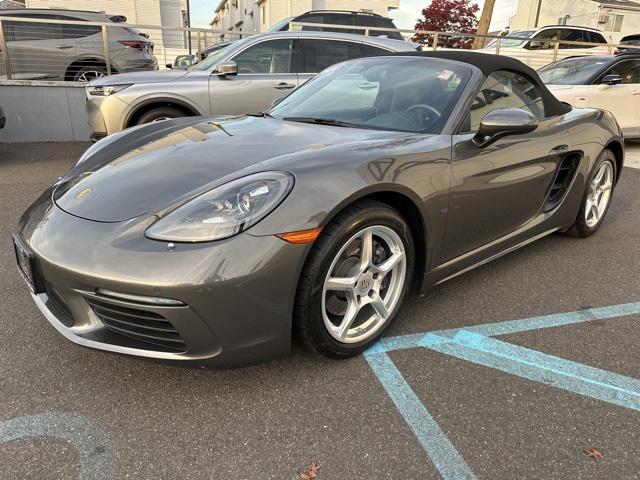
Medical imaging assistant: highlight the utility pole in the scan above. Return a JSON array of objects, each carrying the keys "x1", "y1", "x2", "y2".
[
  {"x1": 186, "y1": 0, "x2": 192, "y2": 55},
  {"x1": 472, "y1": 0, "x2": 496, "y2": 49},
  {"x1": 534, "y1": 0, "x2": 543, "y2": 27}
]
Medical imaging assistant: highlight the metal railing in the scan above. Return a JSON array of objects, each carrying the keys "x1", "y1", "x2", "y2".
[
  {"x1": 0, "y1": 15, "x2": 246, "y2": 81},
  {"x1": 0, "y1": 14, "x2": 638, "y2": 83}
]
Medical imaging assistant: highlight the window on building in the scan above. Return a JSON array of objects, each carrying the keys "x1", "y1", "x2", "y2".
[
  {"x1": 604, "y1": 14, "x2": 624, "y2": 32},
  {"x1": 469, "y1": 70, "x2": 545, "y2": 131},
  {"x1": 261, "y1": 6, "x2": 265, "y2": 24}
]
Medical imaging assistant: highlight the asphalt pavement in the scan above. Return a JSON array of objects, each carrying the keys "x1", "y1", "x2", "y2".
[{"x1": 1, "y1": 142, "x2": 639, "y2": 480}]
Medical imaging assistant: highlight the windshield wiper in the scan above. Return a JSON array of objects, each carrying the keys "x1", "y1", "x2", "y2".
[
  {"x1": 248, "y1": 111, "x2": 273, "y2": 118},
  {"x1": 282, "y1": 117, "x2": 363, "y2": 128}
]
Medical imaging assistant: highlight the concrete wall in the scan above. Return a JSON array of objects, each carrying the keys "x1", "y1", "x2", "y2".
[{"x1": 0, "y1": 81, "x2": 90, "y2": 143}]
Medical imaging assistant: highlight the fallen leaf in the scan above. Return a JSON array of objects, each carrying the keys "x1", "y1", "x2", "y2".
[
  {"x1": 297, "y1": 462, "x2": 320, "y2": 479},
  {"x1": 583, "y1": 448, "x2": 603, "y2": 463}
]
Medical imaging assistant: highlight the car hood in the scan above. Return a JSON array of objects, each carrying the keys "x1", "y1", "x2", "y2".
[
  {"x1": 89, "y1": 69, "x2": 189, "y2": 86},
  {"x1": 53, "y1": 116, "x2": 408, "y2": 223}
]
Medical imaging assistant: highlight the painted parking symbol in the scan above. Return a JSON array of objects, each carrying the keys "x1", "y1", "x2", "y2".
[
  {"x1": 0, "y1": 412, "x2": 117, "y2": 480},
  {"x1": 365, "y1": 301, "x2": 640, "y2": 480}
]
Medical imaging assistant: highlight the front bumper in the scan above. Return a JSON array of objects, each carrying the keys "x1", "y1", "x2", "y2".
[
  {"x1": 17, "y1": 190, "x2": 308, "y2": 367},
  {"x1": 85, "y1": 93, "x2": 131, "y2": 137}
]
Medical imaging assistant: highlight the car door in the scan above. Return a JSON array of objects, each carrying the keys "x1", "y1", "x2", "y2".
[
  {"x1": 3, "y1": 14, "x2": 75, "y2": 80},
  {"x1": 209, "y1": 38, "x2": 299, "y2": 115},
  {"x1": 296, "y1": 37, "x2": 366, "y2": 86},
  {"x1": 575, "y1": 59, "x2": 640, "y2": 137},
  {"x1": 443, "y1": 70, "x2": 570, "y2": 261}
]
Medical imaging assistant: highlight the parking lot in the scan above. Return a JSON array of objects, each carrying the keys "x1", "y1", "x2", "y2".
[{"x1": 1, "y1": 141, "x2": 640, "y2": 479}]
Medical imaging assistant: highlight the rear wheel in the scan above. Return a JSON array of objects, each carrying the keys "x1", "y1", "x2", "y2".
[
  {"x1": 294, "y1": 201, "x2": 414, "y2": 358},
  {"x1": 73, "y1": 65, "x2": 108, "y2": 83},
  {"x1": 566, "y1": 149, "x2": 616, "y2": 238},
  {"x1": 136, "y1": 107, "x2": 187, "y2": 125}
]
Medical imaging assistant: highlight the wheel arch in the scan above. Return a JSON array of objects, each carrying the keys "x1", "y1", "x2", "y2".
[
  {"x1": 315, "y1": 185, "x2": 428, "y2": 292},
  {"x1": 125, "y1": 97, "x2": 202, "y2": 128},
  {"x1": 604, "y1": 139, "x2": 624, "y2": 184},
  {"x1": 64, "y1": 58, "x2": 117, "y2": 82}
]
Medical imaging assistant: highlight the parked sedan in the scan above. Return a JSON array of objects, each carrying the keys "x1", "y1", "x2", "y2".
[
  {"x1": 540, "y1": 54, "x2": 640, "y2": 138},
  {"x1": 16, "y1": 52, "x2": 622, "y2": 366},
  {"x1": 85, "y1": 31, "x2": 417, "y2": 139}
]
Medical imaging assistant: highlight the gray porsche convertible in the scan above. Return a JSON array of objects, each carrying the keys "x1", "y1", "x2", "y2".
[{"x1": 15, "y1": 52, "x2": 623, "y2": 366}]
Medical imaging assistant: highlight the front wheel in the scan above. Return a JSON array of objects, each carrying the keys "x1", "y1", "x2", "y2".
[
  {"x1": 294, "y1": 201, "x2": 414, "y2": 358},
  {"x1": 136, "y1": 107, "x2": 187, "y2": 125},
  {"x1": 566, "y1": 149, "x2": 617, "y2": 238}
]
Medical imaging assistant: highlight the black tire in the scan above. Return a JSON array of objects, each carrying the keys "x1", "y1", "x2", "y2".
[
  {"x1": 294, "y1": 200, "x2": 415, "y2": 358},
  {"x1": 137, "y1": 107, "x2": 187, "y2": 125},
  {"x1": 73, "y1": 65, "x2": 108, "y2": 83},
  {"x1": 566, "y1": 148, "x2": 617, "y2": 238}
]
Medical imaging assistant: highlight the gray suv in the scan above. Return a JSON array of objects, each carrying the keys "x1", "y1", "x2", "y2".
[
  {"x1": 0, "y1": 9, "x2": 157, "y2": 82},
  {"x1": 86, "y1": 31, "x2": 418, "y2": 139}
]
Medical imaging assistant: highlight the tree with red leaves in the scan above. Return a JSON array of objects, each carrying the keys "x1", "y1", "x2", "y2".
[{"x1": 413, "y1": 0, "x2": 480, "y2": 49}]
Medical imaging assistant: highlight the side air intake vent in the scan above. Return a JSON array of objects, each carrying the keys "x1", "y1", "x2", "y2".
[{"x1": 544, "y1": 153, "x2": 581, "y2": 213}]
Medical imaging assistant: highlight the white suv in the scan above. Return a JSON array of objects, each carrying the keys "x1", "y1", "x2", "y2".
[{"x1": 483, "y1": 26, "x2": 611, "y2": 70}]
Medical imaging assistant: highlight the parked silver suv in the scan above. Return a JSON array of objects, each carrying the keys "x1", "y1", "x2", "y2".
[
  {"x1": 0, "y1": 9, "x2": 157, "y2": 82},
  {"x1": 85, "y1": 31, "x2": 418, "y2": 139}
]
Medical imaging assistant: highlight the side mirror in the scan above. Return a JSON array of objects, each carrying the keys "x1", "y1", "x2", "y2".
[
  {"x1": 601, "y1": 74, "x2": 622, "y2": 85},
  {"x1": 165, "y1": 63, "x2": 173, "y2": 69},
  {"x1": 474, "y1": 108, "x2": 539, "y2": 147},
  {"x1": 527, "y1": 41, "x2": 542, "y2": 50},
  {"x1": 214, "y1": 61, "x2": 238, "y2": 76}
]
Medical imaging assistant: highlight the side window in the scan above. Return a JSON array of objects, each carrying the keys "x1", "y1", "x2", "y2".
[
  {"x1": 604, "y1": 60, "x2": 640, "y2": 84},
  {"x1": 360, "y1": 43, "x2": 390, "y2": 57},
  {"x1": 587, "y1": 31, "x2": 607, "y2": 45},
  {"x1": 61, "y1": 17, "x2": 101, "y2": 39},
  {"x1": 297, "y1": 14, "x2": 323, "y2": 32},
  {"x1": 469, "y1": 70, "x2": 545, "y2": 132},
  {"x1": 527, "y1": 28, "x2": 560, "y2": 50},
  {"x1": 5, "y1": 15, "x2": 63, "y2": 41},
  {"x1": 322, "y1": 14, "x2": 357, "y2": 34},
  {"x1": 232, "y1": 39, "x2": 293, "y2": 74},
  {"x1": 301, "y1": 39, "x2": 361, "y2": 73},
  {"x1": 356, "y1": 16, "x2": 398, "y2": 38},
  {"x1": 559, "y1": 29, "x2": 586, "y2": 49}
]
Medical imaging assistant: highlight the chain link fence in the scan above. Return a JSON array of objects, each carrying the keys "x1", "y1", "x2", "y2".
[{"x1": 0, "y1": 15, "x2": 638, "y2": 83}]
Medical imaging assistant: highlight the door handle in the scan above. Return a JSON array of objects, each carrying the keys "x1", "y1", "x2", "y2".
[
  {"x1": 274, "y1": 82, "x2": 295, "y2": 90},
  {"x1": 633, "y1": 91, "x2": 640, "y2": 96},
  {"x1": 56, "y1": 44, "x2": 74, "y2": 49},
  {"x1": 549, "y1": 144, "x2": 569, "y2": 156}
]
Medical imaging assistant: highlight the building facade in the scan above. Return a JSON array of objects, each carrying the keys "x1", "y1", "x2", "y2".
[
  {"x1": 510, "y1": 0, "x2": 640, "y2": 42},
  {"x1": 211, "y1": 0, "x2": 400, "y2": 38}
]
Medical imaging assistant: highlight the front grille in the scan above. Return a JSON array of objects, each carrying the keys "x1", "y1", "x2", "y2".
[{"x1": 86, "y1": 297, "x2": 186, "y2": 352}]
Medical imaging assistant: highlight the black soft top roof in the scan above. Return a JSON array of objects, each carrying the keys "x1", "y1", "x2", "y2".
[{"x1": 389, "y1": 50, "x2": 571, "y2": 117}]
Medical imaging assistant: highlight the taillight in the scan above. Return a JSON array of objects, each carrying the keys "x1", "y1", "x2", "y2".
[{"x1": 119, "y1": 40, "x2": 150, "y2": 50}]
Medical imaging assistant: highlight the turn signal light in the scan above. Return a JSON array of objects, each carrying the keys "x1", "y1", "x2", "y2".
[{"x1": 277, "y1": 227, "x2": 322, "y2": 244}]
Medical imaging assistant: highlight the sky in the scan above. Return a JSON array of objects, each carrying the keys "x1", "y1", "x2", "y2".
[{"x1": 187, "y1": 0, "x2": 520, "y2": 31}]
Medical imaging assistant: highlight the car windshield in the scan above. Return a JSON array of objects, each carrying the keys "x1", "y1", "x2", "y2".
[
  {"x1": 269, "y1": 56, "x2": 472, "y2": 134},
  {"x1": 190, "y1": 42, "x2": 239, "y2": 71},
  {"x1": 485, "y1": 30, "x2": 535, "y2": 48},
  {"x1": 539, "y1": 57, "x2": 611, "y2": 85}
]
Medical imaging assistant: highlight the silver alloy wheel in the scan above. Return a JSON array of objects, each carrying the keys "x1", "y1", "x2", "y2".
[
  {"x1": 77, "y1": 70, "x2": 106, "y2": 83},
  {"x1": 322, "y1": 225, "x2": 407, "y2": 344},
  {"x1": 585, "y1": 160, "x2": 614, "y2": 228}
]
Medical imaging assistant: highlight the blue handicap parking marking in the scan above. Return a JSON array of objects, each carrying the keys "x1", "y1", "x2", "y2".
[{"x1": 365, "y1": 301, "x2": 640, "y2": 480}]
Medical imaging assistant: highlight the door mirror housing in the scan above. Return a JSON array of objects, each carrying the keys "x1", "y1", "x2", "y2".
[
  {"x1": 601, "y1": 74, "x2": 623, "y2": 85},
  {"x1": 473, "y1": 108, "x2": 539, "y2": 147},
  {"x1": 214, "y1": 61, "x2": 238, "y2": 76}
]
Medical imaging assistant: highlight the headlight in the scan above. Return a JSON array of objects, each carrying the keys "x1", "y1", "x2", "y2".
[
  {"x1": 146, "y1": 171, "x2": 294, "y2": 242},
  {"x1": 87, "y1": 84, "x2": 132, "y2": 96}
]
